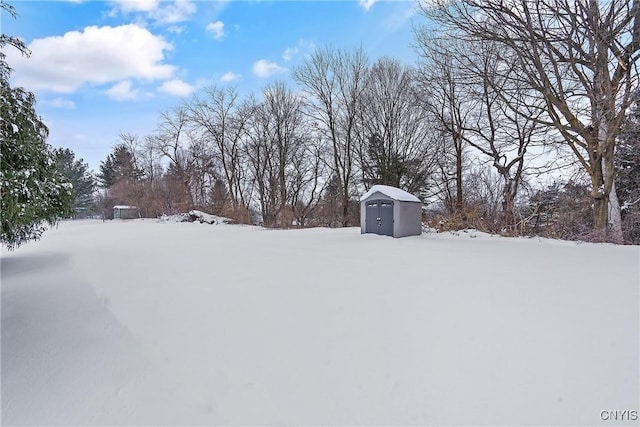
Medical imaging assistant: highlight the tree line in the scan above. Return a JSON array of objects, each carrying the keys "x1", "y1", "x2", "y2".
[
  {"x1": 96, "y1": 53, "x2": 439, "y2": 229},
  {"x1": 2, "y1": 0, "x2": 639, "y2": 248}
]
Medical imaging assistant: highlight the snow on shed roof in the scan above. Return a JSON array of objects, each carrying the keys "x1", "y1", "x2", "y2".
[
  {"x1": 360, "y1": 185, "x2": 421, "y2": 202},
  {"x1": 113, "y1": 205, "x2": 137, "y2": 210}
]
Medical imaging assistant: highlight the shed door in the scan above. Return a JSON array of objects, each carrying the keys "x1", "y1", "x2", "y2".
[
  {"x1": 379, "y1": 201, "x2": 394, "y2": 236},
  {"x1": 365, "y1": 200, "x2": 394, "y2": 236}
]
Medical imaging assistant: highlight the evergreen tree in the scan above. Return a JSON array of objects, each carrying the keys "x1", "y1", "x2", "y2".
[
  {"x1": 1, "y1": 3, "x2": 73, "y2": 248},
  {"x1": 97, "y1": 154, "x2": 116, "y2": 188},
  {"x1": 53, "y1": 148, "x2": 97, "y2": 215},
  {"x1": 97, "y1": 144, "x2": 142, "y2": 188},
  {"x1": 361, "y1": 133, "x2": 430, "y2": 196},
  {"x1": 362, "y1": 133, "x2": 405, "y2": 189}
]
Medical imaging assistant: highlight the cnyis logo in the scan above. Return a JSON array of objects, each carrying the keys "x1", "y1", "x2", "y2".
[{"x1": 600, "y1": 410, "x2": 639, "y2": 421}]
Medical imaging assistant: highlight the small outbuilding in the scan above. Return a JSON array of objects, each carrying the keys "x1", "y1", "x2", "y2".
[
  {"x1": 360, "y1": 185, "x2": 422, "y2": 238},
  {"x1": 113, "y1": 205, "x2": 139, "y2": 220}
]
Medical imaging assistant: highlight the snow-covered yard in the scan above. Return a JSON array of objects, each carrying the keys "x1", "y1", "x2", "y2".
[{"x1": 2, "y1": 220, "x2": 638, "y2": 425}]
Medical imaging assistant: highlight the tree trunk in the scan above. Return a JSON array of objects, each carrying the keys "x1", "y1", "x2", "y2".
[
  {"x1": 608, "y1": 179, "x2": 624, "y2": 243},
  {"x1": 588, "y1": 126, "x2": 609, "y2": 234},
  {"x1": 602, "y1": 138, "x2": 623, "y2": 242},
  {"x1": 593, "y1": 195, "x2": 609, "y2": 230},
  {"x1": 455, "y1": 136, "x2": 463, "y2": 211},
  {"x1": 501, "y1": 181, "x2": 516, "y2": 230},
  {"x1": 597, "y1": 102, "x2": 624, "y2": 243},
  {"x1": 342, "y1": 190, "x2": 350, "y2": 227}
]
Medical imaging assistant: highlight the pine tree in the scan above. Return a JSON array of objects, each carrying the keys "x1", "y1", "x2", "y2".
[
  {"x1": 1, "y1": 6, "x2": 73, "y2": 249},
  {"x1": 362, "y1": 133, "x2": 405, "y2": 189},
  {"x1": 53, "y1": 148, "x2": 97, "y2": 215},
  {"x1": 97, "y1": 154, "x2": 116, "y2": 188},
  {"x1": 97, "y1": 144, "x2": 142, "y2": 188}
]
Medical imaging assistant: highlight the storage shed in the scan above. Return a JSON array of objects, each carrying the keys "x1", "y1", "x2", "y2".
[
  {"x1": 113, "y1": 205, "x2": 138, "y2": 219},
  {"x1": 360, "y1": 185, "x2": 422, "y2": 238}
]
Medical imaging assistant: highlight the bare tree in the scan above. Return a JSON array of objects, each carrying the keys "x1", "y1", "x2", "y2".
[
  {"x1": 185, "y1": 86, "x2": 252, "y2": 218},
  {"x1": 293, "y1": 46, "x2": 368, "y2": 226},
  {"x1": 464, "y1": 165, "x2": 504, "y2": 229},
  {"x1": 148, "y1": 106, "x2": 194, "y2": 209},
  {"x1": 456, "y1": 40, "x2": 545, "y2": 227},
  {"x1": 186, "y1": 136, "x2": 216, "y2": 209},
  {"x1": 263, "y1": 81, "x2": 306, "y2": 226},
  {"x1": 356, "y1": 57, "x2": 437, "y2": 197},
  {"x1": 113, "y1": 132, "x2": 167, "y2": 217},
  {"x1": 415, "y1": 38, "x2": 472, "y2": 213},
  {"x1": 244, "y1": 97, "x2": 278, "y2": 225},
  {"x1": 420, "y1": 0, "x2": 640, "y2": 242},
  {"x1": 244, "y1": 82, "x2": 322, "y2": 227},
  {"x1": 288, "y1": 137, "x2": 328, "y2": 227},
  {"x1": 429, "y1": 128, "x2": 467, "y2": 214}
]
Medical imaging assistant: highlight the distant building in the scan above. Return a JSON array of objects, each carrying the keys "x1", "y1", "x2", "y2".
[
  {"x1": 113, "y1": 205, "x2": 139, "y2": 220},
  {"x1": 360, "y1": 185, "x2": 422, "y2": 238}
]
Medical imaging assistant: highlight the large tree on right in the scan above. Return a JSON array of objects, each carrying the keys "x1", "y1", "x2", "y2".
[{"x1": 419, "y1": 0, "x2": 639, "y2": 242}]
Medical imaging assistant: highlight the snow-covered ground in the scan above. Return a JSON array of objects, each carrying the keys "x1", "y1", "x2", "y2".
[{"x1": 2, "y1": 220, "x2": 638, "y2": 426}]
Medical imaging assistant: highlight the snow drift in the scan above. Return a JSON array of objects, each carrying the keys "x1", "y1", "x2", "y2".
[{"x1": 1, "y1": 220, "x2": 638, "y2": 425}]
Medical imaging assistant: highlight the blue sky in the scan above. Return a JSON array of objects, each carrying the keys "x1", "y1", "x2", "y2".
[{"x1": 4, "y1": 0, "x2": 424, "y2": 171}]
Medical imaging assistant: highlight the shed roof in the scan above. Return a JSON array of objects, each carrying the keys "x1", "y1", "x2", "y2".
[
  {"x1": 360, "y1": 185, "x2": 420, "y2": 203},
  {"x1": 113, "y1": 205, "x2": 137, "y2": 210}
]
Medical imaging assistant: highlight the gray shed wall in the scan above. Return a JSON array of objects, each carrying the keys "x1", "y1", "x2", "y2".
[
  {"x1": 114, "y1": 208, "x2": 138, "y2": 219},
  {"x1": 360, "y1": 191, "x2": 422, "y2": 238},
  {"x1": 394, "y1": 201, "x2": 422, "y2": 237}
]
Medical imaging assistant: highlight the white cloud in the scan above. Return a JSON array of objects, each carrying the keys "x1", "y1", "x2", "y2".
[
  {"x1": 42, "y1": 97, "x2": 76, "y2": 109},
  {"x1": 206, "y1": 21, "x2": 225, "y2": 40},
  {"x1": 110, "y1": 0, "x2": 159, "y2": 13},
  {"x1": 6, "y1": 24, "x2": 175, "y2": 93},
  {"x1": 158, "y1": 78, "x2": 195, "y2": 96},
  {"x1": 109, "y1": 0, "x2": 196, "y2": 24},
  {"x1": 107, "y1": 80, "x2": 141, "y2": 101},
  {"x1": 252, "y1": 59, "x2": 287, "y2": 78},
  {"x1": 152, "y1": 0, "x2": 196, "y2": 24},
  {"x1": 167, "y1": 25, "x2": 184, "y2": 34},
  {"x1": 220, "y1": 72, "x2": 241, "y2": 83},
  {"x1": 282, "y1": 39, "x2": 315, "y2": 62},
  {"x1": 359, "y1": 0, "x2": 376, "y2": 10},
  {"x1": 282, "y1": 47, "x2": 299, "y2": 62}
]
